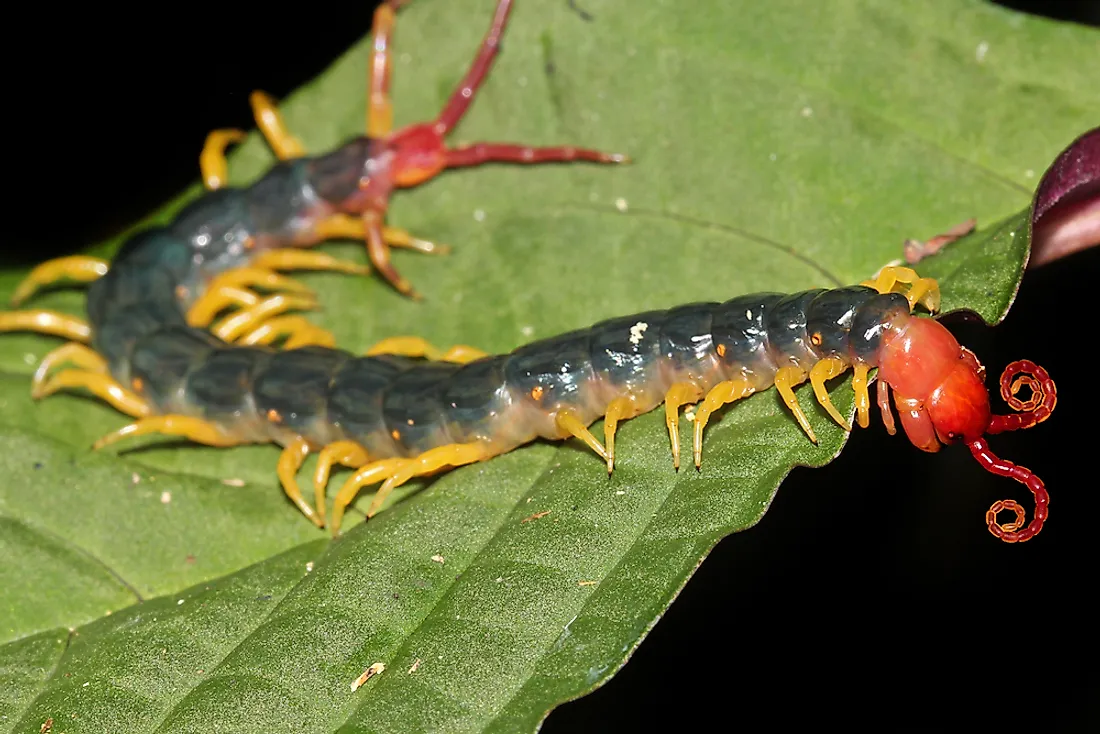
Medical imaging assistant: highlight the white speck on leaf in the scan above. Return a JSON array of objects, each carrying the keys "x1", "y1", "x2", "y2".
[
  {"x1": 473, "y1": 208, "x2": 486, "y2": 222},
  {"x1": 975, "y1": 41, "x2": 989, "y2": 62},
  {"x1": 615, "y1": 197, "x2": 629, "y2": 212}
]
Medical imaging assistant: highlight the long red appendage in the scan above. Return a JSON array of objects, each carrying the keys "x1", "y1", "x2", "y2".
[
  {"x1": 966, "y1": 359, "x2": 1057, "y2": 543},
  {"x1": 445, "y1": 143, "x2": 627, "y2": 169},
  {"x1": 968, "y1": 437, "x2": 1050, "y2": 543},
  {"x1": 986, "y1": 359, "x2": 1057, "y2": 434},
  {"x1": 434, "y1": 0, "x2": 513, "y2": 136}
]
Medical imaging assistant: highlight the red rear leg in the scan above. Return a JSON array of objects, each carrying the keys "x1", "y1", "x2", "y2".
[{"x1": 365, "y1": 0, "x2": 628, "y2": 297}]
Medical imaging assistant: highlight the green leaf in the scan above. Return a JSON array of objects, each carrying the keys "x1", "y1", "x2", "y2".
[{"x1": 1, "y1": 1, "x2": 1095, "y2": 731}]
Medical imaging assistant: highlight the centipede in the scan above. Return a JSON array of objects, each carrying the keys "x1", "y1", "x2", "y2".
[{"x1": 0, "y1": 1, "x2": 1056, "y2": 544}]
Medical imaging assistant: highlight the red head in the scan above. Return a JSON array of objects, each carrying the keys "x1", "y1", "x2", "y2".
[{"x1": 875, "y1": 314, "x2": 1056, "y2": 543}]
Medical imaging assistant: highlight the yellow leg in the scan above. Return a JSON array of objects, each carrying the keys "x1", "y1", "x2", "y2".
[
  {"x1": 555, "y1": 408, "x2": 610, "y2": 463},
  {"x1": 250, "y1": 91, "x2": 307, "y2": 160},
  {"x1": 238, "y1": 315, "x2": 336, "y2": 348},
  {"x1": 276, "y1": 436, "x2": 324, "y2": 528},
  {"x1": 365, "y1": 442, "x2": 490, "y2": 519},
  {"x1": 774, "y1": 366, "x2": 817, "y2": 444},
  {"x1": 364, "y1": 209, "x2": 419, "y2": 299},
  {"x1": 603, "y1": 395, "x2": 641, "y2": 473},
  {"x1": 212, "y1": 294, "x2": 319, "y2": 342},
  {"x1": 0, "y1": 310, "x2": 91, "y2": 342},
  {"x1": 200, "y1": 129, "x2": 247, "y2": 190},
  {"x1": 314, "y1": 215, "x2": 450, "y2": 255},
  {"x1": 663, "y1": 382, "x2": 704, "y2": 470},
  {"x1": 186, "y1": 285, "x2": 260, "y2": 327},
  {"x1": 365, "y1": 336, "x2": 488, "y2": 364},
  {"x1": 692, "y1": 378, "x2": 754, "y2": 469},
  {"x1": 330, "y1": 458, "x2": 409, "y2": 537},
  {"x1": 313, "y1": 440, "x2": 370, "y2": 527},
  {"x1": 877, "y1": 379, "x2": 897, "y2": 435},
  {"x1": 32, "y1": 342, "x2": 106, "y2": 395},
  {"x1": 92, "y1": 414, "x2": 237, "y2": 450},
  {"x1": 10, "y1": 256, "x2": 109, "y2": 306},
  {"x1": 851, "y1": 364, "x2": 871, "y2": 429},
  {"x1": 809, "y1": 358, "x2": 852, "y2": 432},
  {"x1": 206, "y1": 267, "x2": 315, "y2": 297},
  {"x1": 861, "y1": 266, "x2": 941, "y2": 313},
  {"x1": 250, "y1": 248, "x2": 372, "y2": 277},
  {"x1": 34, "y1": 368, "x2": 151, "y2": 418}
]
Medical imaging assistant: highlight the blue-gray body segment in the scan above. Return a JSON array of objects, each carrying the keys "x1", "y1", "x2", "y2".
[
  {"x1": 764, "y1": 289, "x2": 828, "y2": 369},
  {"x1": 587, "y1": 310, "x2": 667, "y2": 393},
  {"x1": 252, "y1": 347, "x2": 350, "y2": 435},
  {"x1": 848, "y1": 292, "x2": 912, "y2": 363},
  {"x1": 504, "y1": 329, "x2": 595, "y2": 410},
  {"x1": 185, "y1": 346, "x2": 273, "y2": 421},
  {"x1": 710, "y1": 294, "x2": 785, "y2": 374}
]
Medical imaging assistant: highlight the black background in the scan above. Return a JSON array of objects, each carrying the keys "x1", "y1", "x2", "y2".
[{"x1": 3, "y1": 1, "x2": 1096, "y2": 730}]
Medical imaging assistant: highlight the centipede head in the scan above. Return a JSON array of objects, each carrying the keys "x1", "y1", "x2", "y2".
[{"x1": 878, "y1": 316, "x2": 1057, "y2": 542}]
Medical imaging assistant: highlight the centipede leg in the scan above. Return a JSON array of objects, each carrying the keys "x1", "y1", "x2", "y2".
[
  {"x1": 444, "y1": 144, "x2": 629, "y2": 170},
  {"x1": 249, "y1": 248, "x2": 372, "y2": 278},
  {"x1": 692, "y1": 379, "x2": 754, "y2": 469},
  {"x1": 250, "y1": 91, "x2": 307, "y2": 160},
  {"x1": 200, "y1": 129, "x2": 247, "y2": 190},
  {"x1": 186, "y1": 286, "x2": 260, "y2": 327},
  {"x1": 211, "y1": 294, "x2": 320, "y2": 342},
  {"x1": 10, "y1": 256, "x2": 110, "y2": 306},
  {"x1": 603, "y1": 395, "x2": 641, "y2": 473},
  {"x1": 276, "y1": 436, "x2": 324, "y2": 528},
  {"x1": 366, "y1": 442, "x2": 491, "y2": 519},
  {"x1": 663, "y1": 382, "x2": 705, "y2": 470},
  {"x1": 331, "y1": 458, "x2": 409, "y2": 537},
  {"x1": 201, "y1": 92, "x2": 304, "y2": 191},
  {"x1": 35, "y1": 369, "x2": 152, "y2": 418},
  {"x1": 555, "y1": 408, "x2": 610, "y2": 463},
  {"x1": 809, "y1": 357, "x2": 852, "y2": 431},
  {"x1": 92, "y1": 415, "x2": 238, "y2": 450},
  {"x1": 877, "y1": 378, "x2": 897, "y2": 435},
  {"x1": 861, "y1": 266, "x2": 941, "y2": 313},
  {"x1": 851, "y1": 364, "x2": 872, "y2": 429},
  {"x1": 314, "y1": 440, "x2": 370, "y2": 527},
  {"x1": 363, "y1": 209, "x2": 419, "y2": 299},
  {"x1": 238, "y1": 316, "x2": 336, "y2": 348},
  {"x1": 0, "y1": 310, "x2": 92, "y2": 342},
  {"x1": 314, "y1": 214, "x2": 450, "y2": 256},
  {"x1": 32, "y1": 342, "x2": 107, "y2": 395},
  {"x1": 367, "y1": 1, "x2": 405, "y2": 138},
  {"x1": 186, "y1": 268, "x2": 316, "y2": 327},
  {"x1": 365, "y1": 336, "x2": 488, "y2": 364},
  {"x1": 774, "y1": 366, "x2": 818, "y2": 444}
]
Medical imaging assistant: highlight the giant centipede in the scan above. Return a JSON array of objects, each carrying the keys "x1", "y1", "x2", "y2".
[{"x1": 0, "y1": 0, "x2": 1055, "y2": 542}]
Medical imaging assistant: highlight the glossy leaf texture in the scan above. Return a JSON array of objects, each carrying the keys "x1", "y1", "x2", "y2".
[{"x1": 0, "y1": 1, "x2": 1096, "y2": 732}]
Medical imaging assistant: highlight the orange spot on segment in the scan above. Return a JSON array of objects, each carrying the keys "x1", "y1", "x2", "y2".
[
  {"x1": 267, "y1": 409, "x2": 283, "y2": 423},
  {"x1": 716, "y1": 344, "x2": 726, "y2": 358},
  {"x1": 530, "y1": 386, "x2": 544, "y2": 401}
]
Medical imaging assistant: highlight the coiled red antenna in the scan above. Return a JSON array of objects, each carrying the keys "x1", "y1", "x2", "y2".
[{"x1": 967, "y1": 360, "x2": 1058, "y2": 543}]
